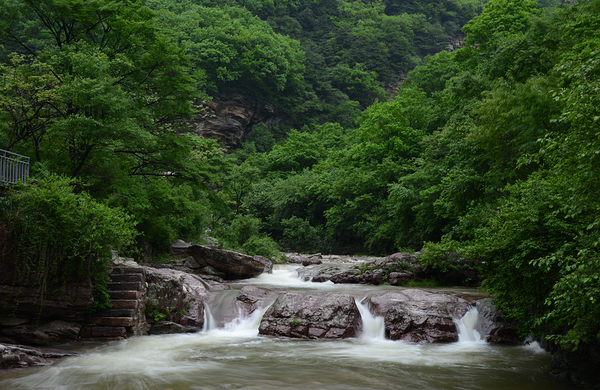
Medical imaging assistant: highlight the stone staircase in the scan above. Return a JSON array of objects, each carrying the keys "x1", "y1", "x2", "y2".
[{"x1": 79, "y1": 267, "x2": 147, "y2": 341}]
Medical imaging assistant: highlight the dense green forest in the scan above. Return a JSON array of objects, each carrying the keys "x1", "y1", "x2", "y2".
[{"x1": 1, "y1": 0, "x2": 599, "y2": 353}]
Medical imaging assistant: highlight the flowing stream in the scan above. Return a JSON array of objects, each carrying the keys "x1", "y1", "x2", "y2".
[{"x1": 0, "y1": 264, "x2": 577, "y2": 390}]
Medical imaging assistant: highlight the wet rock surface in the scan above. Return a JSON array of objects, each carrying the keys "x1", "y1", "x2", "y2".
[
  {"x1": 0, "y1": 343, "x2": 78, "y2": 369},
  {"x1": 259, "y1": 292, "x2": 361, "y2": 339},
  {"x1": 0, "y1": 320, "x2": 82, "y2": 347},
  {"x1": 296, "y1": 252, "x2": 481, "y2": 286},
  {"x1": 0, "y1": 278, "x2": 94, "y2": 323},
  {"x1": 236, "y1": 286, "x2": 277, "y2": 318},
  {"x1": 475, "y1": 299, "x2": 520, "y2": 344},
  {"x1": 362, "y1": 290, "x2": 475, "y2": 343},
  {"x1": 0, "y1": 276, "x2": 93, "y2": 345},
  {"x1": 171, "y1": 240, "x2": 192, "y2": 258},
  {"x1": 145, "y1": 267, "x2": 212, "y2": 329},
  {"x1": 544, "y1": 339, "x2": 600, "y2": 389},
  {"x1": 187, "y1": 245, "x2": 272, "y2": 279},
  {"x1": 253, "y1": 256, "x2": 273, "y2": 274},
  {"x1": 296, "y1": 253, "x2": 420, "y2": 285},
  {"x1": 149, "y1": 321, "x2": 198, "y2": 335},
  {"x1": 288, "y1": 253, "x2": 322, "y2": 266}
]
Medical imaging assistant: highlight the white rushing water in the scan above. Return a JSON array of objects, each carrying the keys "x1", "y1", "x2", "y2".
[
  {"x1": 203, "y1": 299, "x2": 273, "y2": 337},
  {"x1": 0, "y1": 265, "x2": 576, "y2": 390},
  {"x1": 236, "y1": 264, "x2": 336, "y2": 289},
  {"x1": 355, "y1": 298, "x2": 385, "y2": 340},
  {"x1": 454, "y1": 306, "x2": 483, "y2": 343}
]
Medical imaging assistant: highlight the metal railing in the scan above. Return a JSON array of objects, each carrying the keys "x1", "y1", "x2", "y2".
[{"x1": 0, "y1": 149, "x2": 30, "y2": 185}]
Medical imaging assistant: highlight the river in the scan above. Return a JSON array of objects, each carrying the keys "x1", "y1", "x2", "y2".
[{"x1": 0, "y1": 264, "x2": 578, "y2": 390}]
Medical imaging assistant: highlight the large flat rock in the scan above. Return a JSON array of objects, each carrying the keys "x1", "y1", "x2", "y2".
[
  {"x1": 363, "y1": 290, "x2": 474, "y2": 343},
  {"x1": 259, "y1": 292, "x2": 361, "y2": 339},
  {"x1": 187, "y1": 245, "x2": 270, "y2": 279}
]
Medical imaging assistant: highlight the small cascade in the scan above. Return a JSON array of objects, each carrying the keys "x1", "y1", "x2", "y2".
[
  {"x1": 455, "y1": 307, "x2": 483, "y2": 343},
  {"x1": 237, "y1": 264, "x2": 334, "y2": 288},
  {"x1": 355, "y1": 298, "x2": 385, "y2": 340},
  {"x1": 202, "y1": 303, "x2": 217, "y2": 332},
  {"x1": 222, "y1": 304, "x2": 270, "y2": 335},
  {"x1": 202, "y1": 291, "x2": 275, "y2": 337}
]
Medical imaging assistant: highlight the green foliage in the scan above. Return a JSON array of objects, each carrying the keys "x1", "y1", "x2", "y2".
[
  {"x1": 146, "y1": 298, "x2": 170, "y2": 322},
  {"x1": 405, "y1": 279, "x2": 439, "y2": 287},
  {"x1": 281, "y1": 216, "x2": 323, "y2": 252},
  {"x1": 220, "y1": 0, "x2": 600, "y2": 352},
  {"x1": 242, "y1": 235, "x2": 281, "y2": 259},
  {"x1": 331, "y1": 62, "x2": 387, "y2": 107},
  {"x1": 289, "y1": 316, "x2": 301, "y2": 328},
  {"x1": 419, "y1": 240, "x2": 465, "y2": 273},
  {"x1": 462, "y1": 0, "x2": 542, "y2": 48},
  {"x1": 148, "y1": 1, "x2": 305, "y2": 99},
  {"x1": 212, "y1": 214, "x2": 281, "y2": 260},
  {"x1": 0, "y1": 0, "x2": 227, "y2": 255},
  {"x1": 0, "y1": 176, "x2": 136, "y2": 308}
]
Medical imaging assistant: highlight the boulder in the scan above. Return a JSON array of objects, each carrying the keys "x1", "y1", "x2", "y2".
[
  {"x1": 184, "y1": 256, "x2": 202, "y2": 269},
  {"x1": 236, "y1": 286, "x2": 277, "y2": 318},
  {"x1": 296, "y1": 263, "x2": 359, "y2": 283},
  {"x1": 476, "y1": 299, "x2": 520, "y2": 344},
  {"x1": 259, "y1": 292, "x2": 361, "y2": 339},
  {"x1": 172, "y1": 240, "x2": 192, "y2": 258},
  {"x1": 0, "y1": 320, "x2": 81, "y2": 347},
  {"x1": 545, "y1": 340, "x2": 600, "y2": 389},
  {"x1": 149, "y1": 321, "x2": 198, "y2": 335},
  {"x1": 288, "y1": 253, "x2": 322, "y2": 266},
  {"x1": 0, "y1": 278, "x2": 94, "y2": 322},
  {"x1": 297, "y1": 252, "x2": 481, "y2": 287},
  {"x1": 187, "y1": 245, "x2": 268, "y2": 279},
  {"x1": 0, "y1": 343, "x2": 78, "y2": 369},
  {"x1": 253, "y1": 256, "x2": 273, "y2": 274},
  {"x1": 363, "y1": 290, "x2": 473, "y2": 343},
  {"x1": 145, "y1": 267, "x2": 212, "y2": 329}
]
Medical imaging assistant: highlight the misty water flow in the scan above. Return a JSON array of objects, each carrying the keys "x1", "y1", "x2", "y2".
[{"x1": 0, "y1": 264, "x2": 577, "y2": 390}]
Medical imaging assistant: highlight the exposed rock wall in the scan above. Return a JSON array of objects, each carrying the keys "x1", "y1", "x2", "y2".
[
  {"x1": 0, "y1": 277, "x2": 93, "y2": 345},
  {"x1": 186, "y1": 93, "x2": 277, "y2": 150}
]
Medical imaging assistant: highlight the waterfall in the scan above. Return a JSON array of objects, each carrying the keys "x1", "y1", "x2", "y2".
[
  {"x1": 222, "y1": 304, "x2": 269, "y2": 334},
  {"x1": 355, "y1": 298, "x2": 385, "y2": 340},
  {"x1": 454, "y1": 307, "x2": 483, "y2": 343},
  {"x1": 202, "y1": 293, "x2": 275, "y2": 337},
  {"x1": 202, "y1": 303, "x2": 217, "y2": 332}
]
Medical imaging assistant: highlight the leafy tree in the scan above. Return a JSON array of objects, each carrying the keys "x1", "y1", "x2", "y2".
[
  {"x1": 0, "y1": 176, "x2": 136, "y2": 308},
  {"x1": 462, "y1": 0, "x2": 542, "y2": 48},
  {"x1": 148, "y1": 1, "x2": 305, "y2": 99},
  {"x1": 0, "y1": 0, "x2": 226, "y2": 254}
]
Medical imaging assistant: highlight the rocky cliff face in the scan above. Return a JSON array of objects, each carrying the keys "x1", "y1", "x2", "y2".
[{"x1": 186, "y1": 93, "x2": 277, "y2": 150}]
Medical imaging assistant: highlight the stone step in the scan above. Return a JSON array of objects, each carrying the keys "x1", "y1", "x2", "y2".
[
  {"x1": 107, "y1": 281, "x2": 142, "y2": 291},
  {"x1": 110, "y1": 300, "x2": 139, "y2": 310},
  {"x1": 109, "y1": 273, "x2": 143, "y2": 283},
  {"x1": 87, "y1": 317, "x2": 134, "y2": 327},
  {"x1": 80, "y1": 326, "x2": 127, "y2": 338},
  {"x1": 108, "y1": 290, "x2": 142, "y2": 300},
  {"x1": 91, "y1": 308, "x2": 135, "y2": 318},
  {"x1": 112, "y1": 267, "x2": 145, "y2": 274}
]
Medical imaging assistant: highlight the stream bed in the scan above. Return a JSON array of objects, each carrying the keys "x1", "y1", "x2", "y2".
[{"x1": 0, "y1": 264, "x2": 578, "y2": 390}]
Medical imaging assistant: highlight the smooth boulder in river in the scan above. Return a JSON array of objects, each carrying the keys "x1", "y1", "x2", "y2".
[
  {"x1": 259, "y1": 292, "x2": 361, "y2": 339},
  {"x1": 187, "y1": 245, "x2": 271, "y2": 279},
  {"x1": 363, "y1": 290, "x2": 473, "y2": 343}
]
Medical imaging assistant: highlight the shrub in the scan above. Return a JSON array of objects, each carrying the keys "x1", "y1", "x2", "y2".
[
  {"x1": 281, "y1": 216, "x2": 322, "y2": 252},
  {"x1": 0, "y1": 176, "x2": 137, "y2": 308}
]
